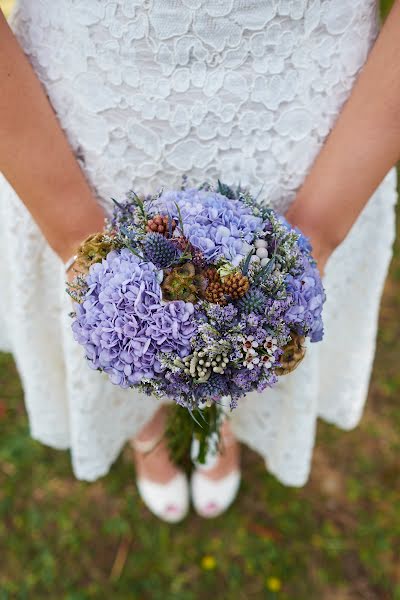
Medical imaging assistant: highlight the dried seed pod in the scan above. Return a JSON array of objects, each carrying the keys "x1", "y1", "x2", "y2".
[
  {"x1": 191, "y1": 247, "x2": 207, "y2": 269},
  {"x1": 174, "y1": 348, "x2": 229, "y2": 381},
  {"x1": 222, "y1": 272, "x2": 249, "y2": 299},
  {"x1": 201, "y1": 267, "x2": 227, "y2": 305},
  {"x1": 146, "y1": 214, "x2": 177, "y2": 237},
  {"x1": 204, "y1": 281, "x2": 227, "y2": 306},
  {"x1": 171, "y1": 235, "x2": 190, "y2": 252},
  {"x1": 75, "y1": 233, "x2": 116, "y2": 273},
  {"x1": 203, "y1": 268, "x2": 220, "y2": 284},
  {"x1": 161, "y1": 263, "x2": 201, "y2": 303},
  {"x1": 174, "y1": 352, "x2": 212, "y2": 383},
  {"x1": 275, "y1": 332, "x2": 306, "y2": 376},
  {"x1": 171, "y1": 236, "x2": 206, "y2": 268}
]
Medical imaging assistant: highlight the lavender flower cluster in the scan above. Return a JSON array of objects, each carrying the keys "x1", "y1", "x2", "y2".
[{"x1": 69, "y1": 181, "x2": 326, "y2": 411}]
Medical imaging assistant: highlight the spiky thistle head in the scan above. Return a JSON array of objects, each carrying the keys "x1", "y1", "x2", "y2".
[
  {"x1": 237, "y1": 287, "x2": 267, "y2": 315},
  {"x1": 193, "y1": 373, "x2": 229, "y2": 403},
  {"x1": 143, "y1": 232, "x2": 181, "y2": 268}
]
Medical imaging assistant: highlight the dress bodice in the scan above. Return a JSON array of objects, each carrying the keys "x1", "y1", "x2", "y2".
[{"x1": 10, "y1": 0, "x2": 379, "y2": 210}]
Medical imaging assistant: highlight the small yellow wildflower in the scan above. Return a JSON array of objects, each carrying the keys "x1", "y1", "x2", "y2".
[
  {"x1": 201, "y1": 555, "x2": 217, "y2": 570},
  {"x1": 266, "y1": 576, "x2": 282, "y2": 592}
]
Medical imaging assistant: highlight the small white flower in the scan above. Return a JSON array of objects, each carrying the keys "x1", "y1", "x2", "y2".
[
  {"x1": 243, "y1": 352, "x2": 260, "y2": 370},
  {"x1": 261, "y1": 355, "x2": 272, "y2": 369},
  {"x1": 246, "y1": 347, "x2": 257, "y2": 357},
  {"x1": 263, "y1": 336, "x2": 278, "y2": 356},
  {"x1": 243, "y1": 335, "x2": 259, "y2": 352}
]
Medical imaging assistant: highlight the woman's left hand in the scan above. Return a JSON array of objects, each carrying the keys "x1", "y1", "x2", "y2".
[
  {"x1": 283, "y1": 1, "x2": 400, "y2": 280},
  {"x1": 309, "y1": 242, "x2": 331, "y2": 278}
]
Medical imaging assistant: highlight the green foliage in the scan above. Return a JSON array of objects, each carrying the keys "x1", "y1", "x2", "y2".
[{"x1": 165, "y1": 403, "x2": 222, "y2": 470}]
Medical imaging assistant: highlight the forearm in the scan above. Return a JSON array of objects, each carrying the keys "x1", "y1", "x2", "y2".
[
  {"x1": 286, "y1": 0, "x2": 400, "y2": 267},
  {"x1": 0, "y1": 11, "x2": 104, "y2": 261}
]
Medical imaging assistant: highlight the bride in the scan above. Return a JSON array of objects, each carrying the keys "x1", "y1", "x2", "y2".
[{"x1": 0, "y1": 1, "x2": 398, "y2": 522}]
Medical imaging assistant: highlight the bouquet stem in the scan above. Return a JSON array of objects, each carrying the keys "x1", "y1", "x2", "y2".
[{"x1": 165, "y1": 402, "x2": 225, "y2": 472}]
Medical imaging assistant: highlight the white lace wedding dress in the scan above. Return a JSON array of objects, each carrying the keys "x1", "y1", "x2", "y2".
[{"x1": 0, "y1": 0, "x2": 397, "y2": 485}]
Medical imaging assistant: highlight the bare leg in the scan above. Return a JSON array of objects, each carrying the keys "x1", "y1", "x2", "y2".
[{"x1": 132, "y1": 405, "x2": 181, "y2": 484}]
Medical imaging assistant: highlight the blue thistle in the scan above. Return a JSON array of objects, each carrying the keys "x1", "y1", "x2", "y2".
[
  {"x1": 194, "y1": 374, "x2": 229, "y2": 402},
  {"x1": 143, "y1": 233, "x2": 181, "y2": 268},
  {"x1": 237, "y1": 287, "x2": 266, "y2": 315}
]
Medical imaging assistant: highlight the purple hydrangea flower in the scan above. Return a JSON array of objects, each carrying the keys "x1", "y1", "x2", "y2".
[
  {"x1": 71, "y1": 249, "x2": 196, "y2": 387},
  {"x1": 153, "y1": 188, "x2": 263, "y2": 265},
  {"x1": 146, "y1": 301, "x2": 196, "y2": 357},
  {"x1": 285, "y1": 256, "x2": 326, "y2": 342}
]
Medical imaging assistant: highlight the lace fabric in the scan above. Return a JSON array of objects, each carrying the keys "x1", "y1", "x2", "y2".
[
  {"x1": 8, "y1": 0, "x2": 382, "y2": 210},
  {"x1": 0, "y1": 0, "x2": 397, "y2": 484}
]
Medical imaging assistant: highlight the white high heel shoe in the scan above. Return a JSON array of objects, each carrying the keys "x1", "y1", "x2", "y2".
[
  {"x1": 190, "y1": 431, "x2": 241, "y2": 519},
  {"x1": 131, "y1": 435, "x2": 189, "y2": 523}
]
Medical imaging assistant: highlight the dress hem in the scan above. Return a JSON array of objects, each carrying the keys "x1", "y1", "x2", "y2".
[{"x1": 29, "y1": 409, "x2": 364, "y2": 484}]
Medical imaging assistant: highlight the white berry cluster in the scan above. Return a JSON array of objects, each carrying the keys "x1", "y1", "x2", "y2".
[{"x1": 250, "y1": 239, "x2": 270, "y2": 267}]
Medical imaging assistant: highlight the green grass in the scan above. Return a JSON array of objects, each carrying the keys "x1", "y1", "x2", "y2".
[{"x1": 1, "y1": 1, "x2": 399, "y2": 598}]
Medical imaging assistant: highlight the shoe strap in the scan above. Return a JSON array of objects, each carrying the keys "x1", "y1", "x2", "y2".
[{"x1": 131, "y1": 431, "x2": 164, "y2": 454}]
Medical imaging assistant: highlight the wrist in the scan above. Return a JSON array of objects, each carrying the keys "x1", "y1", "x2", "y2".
[
  {"x1": 310, "y1": 240, "x2": 332, "y2": 276},
  {"x1": 53, "y1": 204, "x2": 106, "y2": 262},
  {"x1": 285, "y1": 202, "x2": 337, "y2": 276}
]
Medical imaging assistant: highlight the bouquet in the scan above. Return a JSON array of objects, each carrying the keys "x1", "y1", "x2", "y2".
[{"x1": 68, "y1": 180, "x2": 325, "y2": 465}]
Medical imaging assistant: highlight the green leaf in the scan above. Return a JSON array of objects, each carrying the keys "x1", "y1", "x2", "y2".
[
  {"x1": 173, "y1": 201, "x2": 185, "y2": 236},
  {"x1": 242, "y1": 248, "x2": 255, "y2": 276},
  {"x1": 253, "y1": 257, "x2": 276, "y2": 284},
  {"x1": 111, "y1": 196, "x2": 123, "y2": 209},
  {"x1": 188, "y1": 408, "x2": 204, "y2": 429}
]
